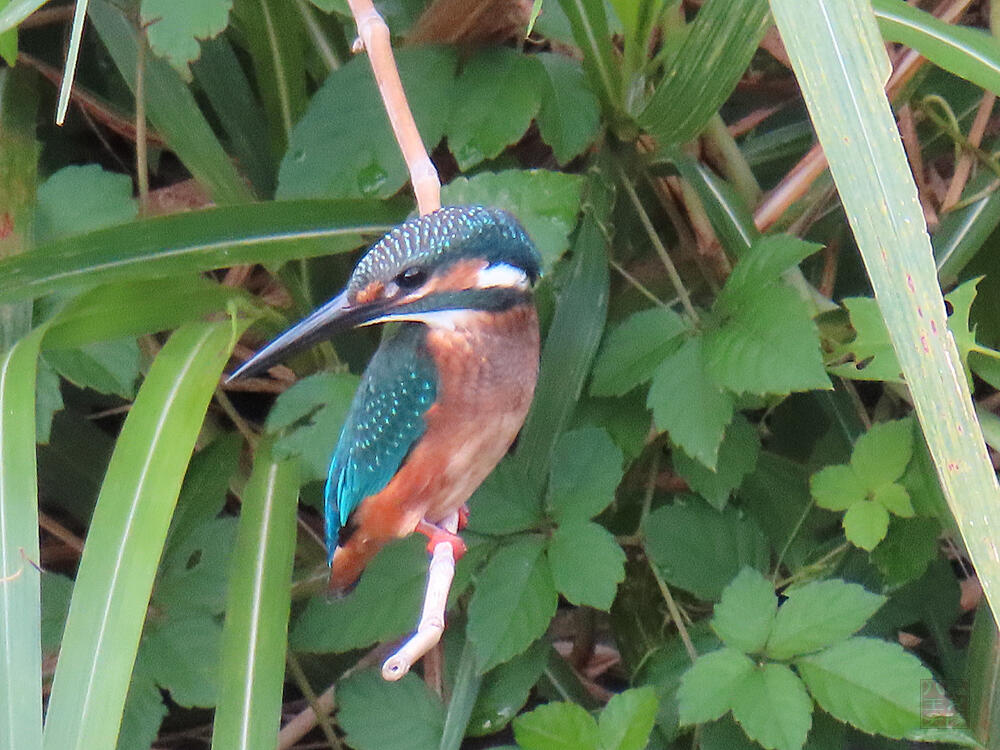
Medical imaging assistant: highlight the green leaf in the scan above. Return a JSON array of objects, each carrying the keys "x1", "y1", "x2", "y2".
[
  {"x1": 0, "y1": 199, "x2": 403, "y2": 306},
  {"x1": 850, "y1": 420, "x2": 913, "y2": 488},
  {"x1": 810, "y1": 465, "x2": 866, "y2": 512},
  {"x1": 717, "y1": 235, "x2": 823, "y2": 310},
  {"x1": 873, "y1": 0, "x2": 1000, "y2": 96},
  {"x1": 45, "y1": 338, "x2": 140, "y2": 398},
  {"x1": 42, "y1": 320, "x2": 242, "y2": 750},
  {"x1": 548, "y1": 427, "x2": 623, "y2": 522},
  {"x1": 677, "y1": 647, "x2": 755, "y2": 724},
  {"x1": 598, "y1": 687, "x2": 658, "y2": 750},
  {"x1": 289, "y1": 537, "x2": 425, "y2": 652},
  {"x1": 267, "y1": 371, "x2": 359, "y2": 482},
  {"x1": 338, "y1": 670, "x2": 445, "y2": 750},
  {"x1": 648, "y1": 337, "x2": 734, "y2": 469},
  {"x1": 828, "y1": 297, "x2": 903, "y2": 382},
  {"x1": 34, "y1": 165, "x2": 137, "y2": 244},
  {"x1": 0, "y1": 326, "x2": 46, "y2": 750},
  {"x1": 870, "y1": 516, "x2": 941, "y2": 586},
  {"x1": 166, "y1": 433, "x2": 242, "y2": 548},
  {"x1": 447, "y1": 47, "x2": 544, "y2": 169},
  {"x1": 514, "y1": 701, "x2": 599, "y2": 750},
  {"x1": 154, "y1": 517, "x2": 237, "y2": 616},
  {"x1": 730, "y1": 663, "x2": 813, "y2": 750},
  {"x1": 34, "y1": 357, "x2": 62, "y2": 444},
  {"x1": 141, "y1": 614, "x2": 222, "y2": 707},
  {"x1": 114, "y1": 664, "x2": 167, "y2": 750},
  {"x1": 211, "y1": 442, "x2": 298, "y2": 750},
  {"x1": 467, "y1": 460, "x2": 543, "y2": 535},
  {"x1": 705, "y1": 284, "x2": 830, "y2": 396},
  {"x1": 673, "y1": 414, "x2": 760, "y2": 511},
  {"x1": 711, "y1": 567, "x2": 777, "y2": 655},
  {"x1": 553, "y1": 0, "x2": 620, "y2": 121},
  {"x1": 440, "y1": 169, "x2": 584, "y2": 270},
  {"x1": 467, "y1": 640, "x2": 549, "y2": 737},
  {"x1": 547, "y1": 520, "x2": 625, "y2": 610},
  {"x1": 277, "y1": 47, "x2": 455, "y2": 199},
  {"x1": 535, "y1": 52, "x2": 601, "y2": 165},
  {"x1": 639, "y1": 0, "x2": 770, "y2": 143},
  {"x1": 700, "y1": 716, "x2": 761, "y2": 750},
  {"x1": 644, "y1": 500, "x2": 770, "y2": 601},
  {"x1": 766, "y1": 580, "x2": 885, "y2": 660},
  {"x1": 467, "y1": 537, "x2": 558, "y2": 673},
  {"x1": 795, "y1": 637, "x2": 934, "y2": 738},
  {"x1": 40, "y1": 572, "x2": 73, "y2": 655},
  {"x1": 872, "y1": 483, "x2": 913, "y2": 517},
  {"x1": 516, "y1": 202, "x2": 609, "y2": 490},
  {"x1": 590, "y1": 306, "x2": 686, "y2": 398},
  {"x1": 843, "y1": 500, "x2": 890, "y2": 551},
  {"x1": 141, "y1": 0, "x2": 231, "y2": 77}
]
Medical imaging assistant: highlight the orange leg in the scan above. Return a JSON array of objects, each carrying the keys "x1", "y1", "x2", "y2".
[{"x1": 415, "y1": 520, "x2": 467, "y2": 558}]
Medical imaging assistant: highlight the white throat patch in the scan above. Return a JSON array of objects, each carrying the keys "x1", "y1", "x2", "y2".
[{"x1": 476, "y1": 263, "x2": 530, "y2": 290}]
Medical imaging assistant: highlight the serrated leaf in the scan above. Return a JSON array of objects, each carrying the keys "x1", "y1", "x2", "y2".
[
  {"x1": 644, "y1": 500, "x2": 770, "y2": 601},
  {"x1": 677, "y1": 647, "x2": 755, "y2": 724},
  {"x1": 731, "y1": 663, "x2": 813, "y2": 750},
  {"x1": 871, "y1": 516, "x2": 941, "y2": 586},
  {"x1": 795, "y1": 637, "x2": 935, "y2": 738},
  {"x1": 514, "y1": 701, "x2": 599, "y2": 750},
  {"x1": 441, "y1": 169, "x2": 583, "y2": 270},
  {"x1": 446, "y1": 47, "x2": 544, "y2": 169},
  {"x1": 267, "y1": 372, "x2": 359, "y2": 482},
  {"x1": 154, "y1": 517, "x2": 236, "y2": 615},
  {"x1": 114, "y1": 664, "x2": 167, "y2": 750},
  {"x1": 34, "y1": 165, "x2": 137, "y2": 244},
  {"x1": 711, "y1": 567, "x2": 777, "y2": 654},
  {"x1": 598, "y1": 687, "x2": 658, "y2": 750},
  {"x1": 766, "y1": 580, "x2": 885, "y2": 660},
  {"x1": 590, "y1": 307, "x2": 686, "y2": 397},
  {"x1": 828, "y1": 297, "x2": 903, "y2": 382},
  {"x1": 705, "y1": 283, "x2": 830, "y2": 396},
  {"x1": 547, "y1": 521, "x2": 625, "y2": 610},
  {"x1": 277, "y1": 47, "x2": 455, "y2": 200},
  {"x1": 810, "y1": 465, "x2": 866, "y2": 512},
  {"x1": 141, "y1": 614, "x2": 222, "y2": 707},
  {"x1": 467, "y1": 640, "x2": 549, "y2": 737},
  {"x1": 850, "y1": 419, "x2": 913, "y2": 487},
  {"x1": 338, "y1": 670, "x2": 444, "y2": 750},
  {"x1": 872, "y1": 483, "x2": 913, "y2": 517},
  {"x1": 673, "y1": 414, "x2": 760, "y2": 511},
  {"x1": 648, "y1": 337, "x2": 734, "y2": 469},
  {"x1": 843, "y1": 500, "x2": 890, "y2": 551},
  {"x1": 717, "y1": 235, "x2": 823, "y2": 311},
  {"x1": 45, "y1": 338, "x2": 140, "y2": 398},
  {"x1": 468, "y1": 537, "x2": 558, "y2": 673},
  {"x1": 289, "y1": 537, "x2": 425, "y2": 652},
  {"x1": 536, "y1": 52, "x2": 601, "y2": 165},
  {"x1": 141, "y1": 0, "x2": 232, "y2": 76},
  {"x1": 548, "y1": 427, "x2": 623, "y2": 522}
]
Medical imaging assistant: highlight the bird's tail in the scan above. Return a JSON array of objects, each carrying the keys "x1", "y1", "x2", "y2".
[{"x1": 328, "y1": 539, "x2": 381, "y2": 596}]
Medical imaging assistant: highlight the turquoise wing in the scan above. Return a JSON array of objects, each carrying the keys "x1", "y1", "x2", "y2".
[{"x1": 324, "y1": 324, "x2": 437, "y2": 561}]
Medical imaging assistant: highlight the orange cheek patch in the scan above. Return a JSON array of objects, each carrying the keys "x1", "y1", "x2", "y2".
[
  {"x1": 355, "y1": 281, "x2": 384, "y2": 304},
  {"x1": 424, "y1": 259, "x2": 487, "y2": 294}
]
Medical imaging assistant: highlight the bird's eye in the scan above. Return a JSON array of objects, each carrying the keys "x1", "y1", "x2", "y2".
[{"x1": 394, "y1": 266, "x2": 428, "y2": 289}]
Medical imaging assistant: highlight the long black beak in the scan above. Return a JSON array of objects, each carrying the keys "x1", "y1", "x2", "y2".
[{"x1": 227, "y1": 290, "x2": 387, "y2": 381}]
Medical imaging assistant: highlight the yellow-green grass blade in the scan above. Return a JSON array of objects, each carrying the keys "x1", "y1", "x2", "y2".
[
  {"x1": 42, "y1": 319, "x2": 248, "y2": 750},
  {"x1": 212, "y1": 441, "x2": 298, "y2": 750},
  {"x1": 0, "y1": 0, "x2": 48, "y2": 34},
  {"x1": 0, "y1": 326, "x2": 48, "y2": 750},
  {"x1": 770, "y1": 0, "x2": 1000, "y2": 625}
]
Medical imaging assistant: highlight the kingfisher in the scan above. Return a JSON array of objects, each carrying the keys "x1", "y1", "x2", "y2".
[{"x1": 230, "y1": 205, "x2": 541, "y2": 593}]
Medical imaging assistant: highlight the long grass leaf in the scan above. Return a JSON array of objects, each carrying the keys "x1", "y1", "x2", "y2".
[
  {"x1": 769, "y1": 0, "x2": 1000, "y2": 625},
  {"x1": 873, "y1": 0, "x2": 1000, "y2": 96},
  {"x1": 42, "y1": 319, "x2": 248, "y2": 750},
  {"x1": 212, "y1": 441, "x2": 298, "y2": 750},
  {"x1": 0, "y1": 326, "x2": 48, "y2": 750},
  {"x1": 0, "y1": 0, "x2": 48, "y2": 34},
  {"x1": 0, "y1": 198, "x2": 405, "y2": 305}
]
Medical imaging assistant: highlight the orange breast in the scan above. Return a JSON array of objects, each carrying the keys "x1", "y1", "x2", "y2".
[{"x1": 329, "y1": 304, "x2": 539, "y2": 592}]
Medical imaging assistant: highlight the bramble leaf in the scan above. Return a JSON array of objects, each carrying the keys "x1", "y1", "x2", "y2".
[
  {"x1": 338, "y1": 670, "x2": 444, "y2": 750},
  {"x1": 590, "y1": 307, "x2": 686, "y2": 398},
  {"x1": 673, "y1": 414, "x2": 760, "y2": 510},
  {"x1": 548, "y1": 427, "x2": 623, "y2": 522},
  {"x1": 842, "y1": 500, "x2": 890, "y2": 550},
  {"x1": 730, "y1": 663, "x2": 813, "y2": 750},
  {"x1": 514, "y1": 701, "x2": 598, "y2": 750},
  {"x1": 547, "y1": 520, "x2": 625, "y2": 610},
  {"x1": 677, "y1": 647, "x2": 755, "y2": 724},
  {"x1": 711, "y1": 567, "x2": 776, "y2": 655},
  {"x1": 141, "y1": 0, "x2": 232, "y2": 77},
  {"x1": 598, "y1": 687, "x2": 658, "y2": 750}
]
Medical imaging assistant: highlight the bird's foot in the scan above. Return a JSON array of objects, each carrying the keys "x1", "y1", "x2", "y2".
[
  {"x1": 415, "y1": 520, "x2": 467, "y2": 558},
  {"x1": 457, "y1": 504, "x2": 470, "y2": 531}
]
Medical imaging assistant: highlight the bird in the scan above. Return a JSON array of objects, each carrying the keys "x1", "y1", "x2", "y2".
[{"x1": 229, "y1": 205, "x2": 541, "y2": 593}]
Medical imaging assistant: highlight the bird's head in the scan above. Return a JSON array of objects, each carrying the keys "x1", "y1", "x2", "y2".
[{"x1": 229, "y1": 205, "x2": 541, "y2": 380}]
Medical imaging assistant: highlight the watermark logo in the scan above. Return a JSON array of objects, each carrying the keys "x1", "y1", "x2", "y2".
[{"x1": 920, "y1": 679, "x2": 967, "y2": 729}]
